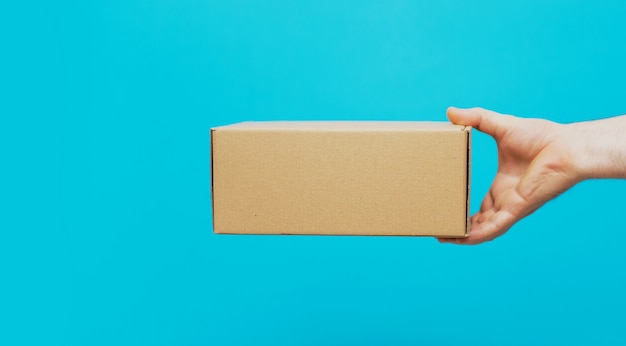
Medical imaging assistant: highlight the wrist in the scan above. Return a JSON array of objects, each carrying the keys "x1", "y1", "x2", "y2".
[{"x1": 566, "y1": 119, "x2": 626, "y2": 180}]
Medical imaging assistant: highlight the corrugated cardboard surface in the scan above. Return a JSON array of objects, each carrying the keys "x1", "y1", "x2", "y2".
[{"x1": 211, "y1": 121, "x2": 471, "y2": 237}]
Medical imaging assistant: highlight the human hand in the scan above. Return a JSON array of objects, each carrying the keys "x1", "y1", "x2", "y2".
[{"x1": 439, "y1": 107, "x2": 581, "y2": 245}]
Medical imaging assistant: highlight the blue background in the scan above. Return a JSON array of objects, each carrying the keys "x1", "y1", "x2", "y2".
[{"x1": 2, "y1": 1, "x2": 626, "y2": 345}]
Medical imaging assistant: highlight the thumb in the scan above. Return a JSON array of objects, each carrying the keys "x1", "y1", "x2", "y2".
[{"x1": 447, "y1": 107, "x2": 510, "y2": 138}]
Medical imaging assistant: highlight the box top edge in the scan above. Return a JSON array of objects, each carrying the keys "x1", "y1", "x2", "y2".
[{"x1": 212, "y1": 121, "x2": 466, "y2": 132}]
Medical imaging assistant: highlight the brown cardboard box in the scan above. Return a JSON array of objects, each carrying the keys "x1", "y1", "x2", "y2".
[{"x1": 211, "y1": 121, "x2": 471, "y2": 237}]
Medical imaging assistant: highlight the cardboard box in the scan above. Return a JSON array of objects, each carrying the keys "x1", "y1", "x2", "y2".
[{"x1": 211, "y1": 121, "x2": 471, "y2": 237}]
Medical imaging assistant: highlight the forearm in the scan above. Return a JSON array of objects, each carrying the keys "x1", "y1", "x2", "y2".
[{"x1": 567, "y1": 115, "x2": 626, "y2": 180}]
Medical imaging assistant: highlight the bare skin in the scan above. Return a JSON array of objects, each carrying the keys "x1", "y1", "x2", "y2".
[{"x1": 439, "y1": 107, "x2": 626, "y2": 245}]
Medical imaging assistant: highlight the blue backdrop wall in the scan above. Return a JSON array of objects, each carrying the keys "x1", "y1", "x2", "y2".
[{"x1": 2, "y1": 1, "x2": 626, "y2": 345}]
